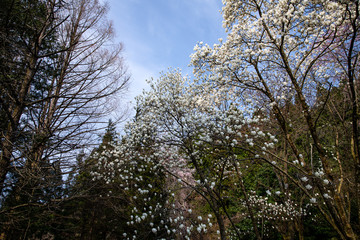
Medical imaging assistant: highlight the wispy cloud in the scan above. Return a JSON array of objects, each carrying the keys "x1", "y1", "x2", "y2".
[
  {"x1": 106, "y1": 0, "x2": 225, "y2": 108},
  {"x1": 125, "y1": 60, "x2": 159, "y2": 102}
]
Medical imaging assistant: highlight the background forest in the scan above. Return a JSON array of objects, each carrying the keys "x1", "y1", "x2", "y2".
[{"x1": 0, "y1": 0, "x2": 360, "y2": 240}]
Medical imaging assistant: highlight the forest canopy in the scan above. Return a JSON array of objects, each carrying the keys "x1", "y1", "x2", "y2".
[{"x1": 1, "y1": 0, "x2": 360, "y2": 240}]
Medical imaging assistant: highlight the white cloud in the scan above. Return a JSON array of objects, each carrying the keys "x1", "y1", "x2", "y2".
[
  {"x1": 125, "y1": 60, "x2": 158, "y2": 103},
  {"x1": 106, "y1": 0, "x2": 226, "y2": 110}
]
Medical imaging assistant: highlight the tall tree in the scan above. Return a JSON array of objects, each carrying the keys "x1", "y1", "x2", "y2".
[
  {"x1": 0, "y1": 0, "x2": 128, "y2": 195},
  {"x1": 191, "y1": 0, "x2": 360, "y2": 239},
  {"x1": 0, "y1": 0, "x2": 129, "y2": 238}
]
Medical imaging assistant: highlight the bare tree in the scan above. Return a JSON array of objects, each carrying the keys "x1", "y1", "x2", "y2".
[{"x1": 0, "y1": 0, "x2": 129, "y2": 209}]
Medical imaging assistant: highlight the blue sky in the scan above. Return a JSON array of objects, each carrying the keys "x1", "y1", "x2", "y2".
[{"x1": 105, "y1": 0, "x2": 226, "y2": 105}]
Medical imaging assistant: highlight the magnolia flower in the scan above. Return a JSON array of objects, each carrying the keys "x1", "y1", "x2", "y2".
[
  {"x1": 315, "y1": 170, "x2": 325, "y2": 177},
  {"x1": 301, "y1": 176, "x2": 308, "y2": 182}
]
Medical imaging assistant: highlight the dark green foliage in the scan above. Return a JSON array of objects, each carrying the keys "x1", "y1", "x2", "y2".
[
  {"x1": 65, "y1": 121, "x2": 126, "y2": 239},
  {"x1": 60, "y1": 120, "x2": 172, "y2": 239},
  {"x1": 302, "y1": 206, "x2": 338, "y2": 240}
]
